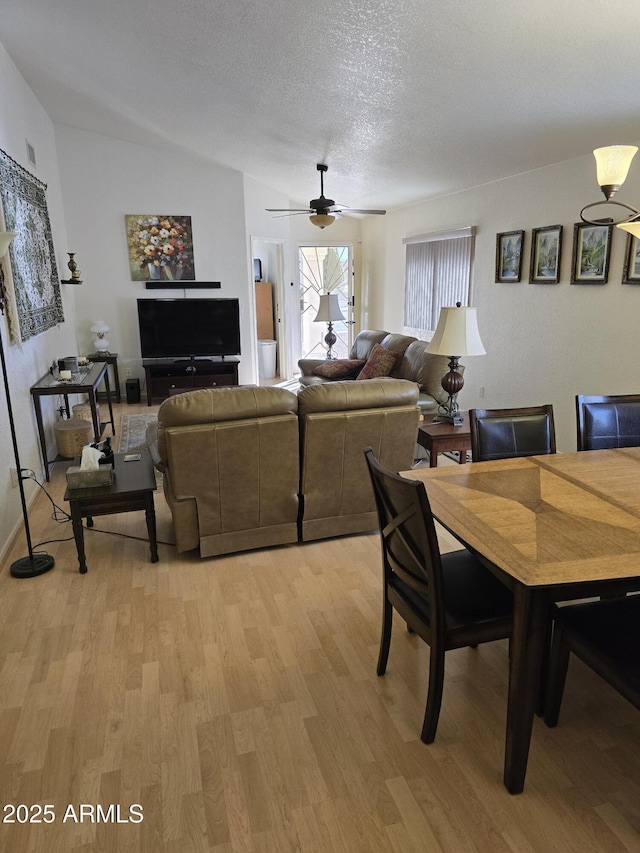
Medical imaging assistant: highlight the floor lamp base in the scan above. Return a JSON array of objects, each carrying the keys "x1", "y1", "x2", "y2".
[{"x1": 10, "y1": 554, "x2": 55, "y2": 578}]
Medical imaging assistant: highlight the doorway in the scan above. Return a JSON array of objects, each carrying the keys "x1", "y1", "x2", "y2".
[
  {"x1": 251, "y1": 238, "x2": 286, "y2": 384},
  {"x1": 299, "y1": 245, "x2": 354, "y2": 360}
]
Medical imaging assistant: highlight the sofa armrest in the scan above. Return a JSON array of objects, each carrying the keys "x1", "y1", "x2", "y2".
[
  {"x1": 298, "y1": 357, "x2": 327, "y2": 377},
  {"x1": 145, "y1": 420, "x2": 166, "y2": 474}
]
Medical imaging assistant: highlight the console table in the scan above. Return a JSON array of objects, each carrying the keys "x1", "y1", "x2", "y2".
[
  {"x1": 30, "y1": 362, "x2": 115, "y2": 481},
  {"x1": 142, "y1": 357, "x2": 239, "y2": 405},
  {"x1": 87, "y1": 352, "x2": 121, "y2": 402}
]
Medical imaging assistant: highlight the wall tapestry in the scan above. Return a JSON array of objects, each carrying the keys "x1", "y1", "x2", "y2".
[
  {"x1": 125, "y1": 214, "x2": 196, "y2": 282},
  {"x1": 0, "y1": 148, "x2": 64, "y2": 341}
]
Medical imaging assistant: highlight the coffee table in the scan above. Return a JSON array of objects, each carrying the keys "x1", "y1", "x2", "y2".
[
  {"x1": 64, "y1": 451, "x2": 158, "y2": 573},
  {"x1": 417, "y1": 413, "x2": 471, "y2": 467}
]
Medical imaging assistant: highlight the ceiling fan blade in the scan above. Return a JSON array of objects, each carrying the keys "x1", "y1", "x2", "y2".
[
  {"x1": 266, "y1": 208, "x2": 312, "y2": 213},
  {"x1": 335, "y1": 208, "x2": 387, "y2": 215}
]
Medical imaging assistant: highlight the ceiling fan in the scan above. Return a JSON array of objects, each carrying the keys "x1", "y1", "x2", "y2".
[{"x1": 266, "y1": 164, "x2": 386, "y2": 228}]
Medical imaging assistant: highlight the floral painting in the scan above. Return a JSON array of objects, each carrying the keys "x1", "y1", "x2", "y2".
[{"x1": 125, "y1": 214, "x2": 196, "y2": 282}]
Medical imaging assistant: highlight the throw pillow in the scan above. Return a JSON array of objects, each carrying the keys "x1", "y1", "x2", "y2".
[
  {"x1": 356, "y1": 343, "x2": 399, "y2": 380},
  {"x1": 313, "y1": 358, "x2": 366, "y2": 379}
]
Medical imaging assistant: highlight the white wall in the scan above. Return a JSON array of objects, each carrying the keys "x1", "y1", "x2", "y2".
[
  {"x1": 55, "y1": 125, "x2": 253, "y2": 389},
  {"x1": 363, "y1": 154, "x2": 640, "y2": 452},
  {"x1": 0, "y1": 44, "x2": 78, "y2": 560}
]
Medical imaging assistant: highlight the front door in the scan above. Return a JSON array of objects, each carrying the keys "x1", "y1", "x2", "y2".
[{"x1": 298, "y1": 245, "x2": 353, "y2": 360}]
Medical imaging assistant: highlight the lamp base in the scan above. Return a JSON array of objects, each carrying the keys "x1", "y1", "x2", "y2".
[
  {"x1": 10, "y1": 553, "x2": 55, "y2": 578},
  {"x1": 433, "y1": 412, "x2": 464, "y2": 427}
]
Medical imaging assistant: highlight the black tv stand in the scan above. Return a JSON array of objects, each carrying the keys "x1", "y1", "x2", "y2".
[{"x1": 142, "y1": 357, "x2": 239, "y2": 405}]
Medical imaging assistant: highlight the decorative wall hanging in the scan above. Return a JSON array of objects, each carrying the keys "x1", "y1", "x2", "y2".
[
  {"x1": 495, "y1": 230, "x2": 524, "y2": 282},
  {"x1": 125, "y1": 214, "x2": 196, "y2": 282},
  {"x1": 0, "y1": 148, "x2": 64, "y2": 341},
  {"x1": 529, "y1": 224, "x2": 563, "y2": 284},
  {"x1": 622, "y1": 232, "x2": 640, "y2": 284},
  {"x1": 571, "y1": 221, "x2": 613, "y2": 285}
]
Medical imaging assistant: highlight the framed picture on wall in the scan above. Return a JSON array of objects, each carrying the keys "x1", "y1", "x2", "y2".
[
  {"x1": 529, "y1": 224, "x2": 563, "y2": 284},
  {"x1": 622, "y1": 231, "x2": 640, "y2": 284},
  {"x1": 571, "y1": 221, "x2": 613, "y2": 284},
  {"x1": 495, "y1": 230, "x2": 524, "y2": 282}
]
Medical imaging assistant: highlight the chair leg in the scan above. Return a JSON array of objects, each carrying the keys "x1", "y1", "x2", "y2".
[
  {"x1": 543, "y1": 623, "x2": 571, "y2": 728},
  {"x1": 420, "y1": 644, "x2": 446, "y2": 744},
  {"x1": 377, "y1": 596, "x2": 393, "y2": 676}
]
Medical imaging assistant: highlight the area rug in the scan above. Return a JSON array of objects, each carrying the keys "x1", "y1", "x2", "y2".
[{"x1": 118, "y1": 414, "x2": 157, "y2": 453}]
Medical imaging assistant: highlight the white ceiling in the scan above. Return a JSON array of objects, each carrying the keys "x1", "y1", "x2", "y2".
[{"x1": 3, "y1": 0, "x2": 640, "y2": 212}]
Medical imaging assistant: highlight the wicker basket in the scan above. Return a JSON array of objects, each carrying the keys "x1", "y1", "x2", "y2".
[
  {"x1": 72, "y1": 402, "x2": 99, "y2": 423},
  {"x1": 54, "y1": 418, "x2": 93, "y2": 458}
]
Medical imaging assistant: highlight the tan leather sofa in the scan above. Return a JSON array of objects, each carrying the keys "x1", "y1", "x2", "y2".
[
  {"x1": 298, "y1": 378, "x2": 420, "y2": 541},
  {"x1": 147, "y1": 386, "x2": 300, "y2": 557},
  {"x1": 147, "y1": 379, "x2": 420, "y2": 556},
  {"x1": 298, "y1": 329, "x2": 456, "y2": 415}
]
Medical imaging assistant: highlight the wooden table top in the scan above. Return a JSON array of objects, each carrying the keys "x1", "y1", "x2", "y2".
[{"x1": 404, "y1": 448, "x2": 640, "y2": 587}]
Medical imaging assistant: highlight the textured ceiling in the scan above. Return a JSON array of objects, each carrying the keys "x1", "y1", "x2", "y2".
[{"x1": 3, "y1": 0, "x2": 640, "y2": 211}]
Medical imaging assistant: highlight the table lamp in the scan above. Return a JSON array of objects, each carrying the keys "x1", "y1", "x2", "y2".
[
  {"x1": 314, "y1": 293, "x2": 345, "y2": 360},
  {"x1": 426, "y1": 302, "x2": 485, "y2": 425},
  {"x1": 90, "y1": 319, "x2": 110, "y2": 353}
]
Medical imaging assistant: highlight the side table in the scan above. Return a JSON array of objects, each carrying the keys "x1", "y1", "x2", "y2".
[
  {"x1": 87, "y1": 352, "x2": 121, "y2": 402},
  {"x1": 417, "y1": 414, "x2": 471, "y2": 468},
  {"x1": 64, "y1": 451, "x2": 158, "y2": 573}
]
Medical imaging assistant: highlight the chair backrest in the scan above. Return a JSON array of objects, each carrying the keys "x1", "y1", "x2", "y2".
[
  {"x1": 576, "y1": 394, "x2": 640, "y2": 451},
  {"x1": 469, "y1": 405, "x2": 556, "y2": 462},
  {"x1": 363, "y1": 448, "x2": 446, "y2": 639}
]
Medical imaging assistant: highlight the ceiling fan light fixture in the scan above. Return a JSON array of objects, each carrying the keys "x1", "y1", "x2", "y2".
[{"x1": 309, "y1": 213, "x2": 335, "y2": 229}]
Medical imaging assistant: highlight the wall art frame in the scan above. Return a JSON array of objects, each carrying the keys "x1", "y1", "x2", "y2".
[
  {"x1": 495, "y1": 230, "x2": 524, "y2": 282},
  {"x1": 571, "y1": 221, "x2": 613, "y2": 285},
  {"x1": 125, "y1": 214, "x2": 196, "y2": 282},
  {"x1": 622, "y1": 232, "x2": 640, "y2": 284},
  {"x1": 529, "y1": 224, "x2": 563, "y2": 284}
]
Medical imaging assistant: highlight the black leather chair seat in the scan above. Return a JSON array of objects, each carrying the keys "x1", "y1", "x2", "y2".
[{"x1": 544, "y1": 595, "x2": 640, "y2": 726}]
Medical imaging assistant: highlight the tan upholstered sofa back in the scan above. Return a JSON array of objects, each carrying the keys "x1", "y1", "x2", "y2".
[{"x1": 297, "y1": 379, "x2": 420, "y2": 541}]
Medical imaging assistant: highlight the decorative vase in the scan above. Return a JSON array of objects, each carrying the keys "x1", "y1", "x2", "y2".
[
  {"x1": 147, "y1": 262, "x2": 160, "y2": 280},
  {"x1": 67, "y1": 252, "x2": 82, "y2": 281}
]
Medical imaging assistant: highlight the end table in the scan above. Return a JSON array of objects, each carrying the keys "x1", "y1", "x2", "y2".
[{"x1": 417, "y1": 413, "x2": 471, "y2": 468}]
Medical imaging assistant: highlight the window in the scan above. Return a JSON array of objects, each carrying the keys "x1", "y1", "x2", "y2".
[{"x1": 403, "y1": 226, "x2": 475, "y2": 338}]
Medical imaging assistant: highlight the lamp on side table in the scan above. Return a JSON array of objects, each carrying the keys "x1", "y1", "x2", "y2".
[{"x1": 427, "y1": 302, "x2": 486, "y2": 426}]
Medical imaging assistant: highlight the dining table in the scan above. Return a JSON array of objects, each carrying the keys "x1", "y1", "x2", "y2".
[{"x1": 404, "y1": 448, "x2": 640, "y2": 794}]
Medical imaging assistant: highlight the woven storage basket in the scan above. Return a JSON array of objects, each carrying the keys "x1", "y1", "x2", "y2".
[
  {"x1": 54, "y1": 418, "x2": 93, "y2": 458},
  {"x1": 72, "y1": 402, "x2": 99, "y2": 423}
]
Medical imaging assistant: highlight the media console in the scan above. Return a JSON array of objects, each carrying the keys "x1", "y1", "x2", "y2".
[{"x1": 142, "y1": 357, "x2": 239, "y2": 405}]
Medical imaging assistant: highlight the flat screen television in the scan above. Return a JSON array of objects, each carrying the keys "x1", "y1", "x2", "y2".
[
  {"x1": 253, "y1": 258, "x2": 262, "y2": 282},
  {"x1": 137, "y1": 298, "x2": 241, "y2": 359}
]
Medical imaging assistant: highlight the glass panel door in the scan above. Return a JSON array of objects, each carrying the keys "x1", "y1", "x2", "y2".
[{"x1": 299, "y1": 245, "x2": 353, "y2": 360}]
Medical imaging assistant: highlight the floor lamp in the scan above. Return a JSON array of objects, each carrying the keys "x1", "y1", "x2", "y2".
[{"x1": 0, "y1": 231, "x2": 55, "y2": 578}]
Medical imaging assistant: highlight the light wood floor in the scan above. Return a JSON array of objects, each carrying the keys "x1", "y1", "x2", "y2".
[{"x1": 1, "y1": 401, "x2": 640, "y2": 852}]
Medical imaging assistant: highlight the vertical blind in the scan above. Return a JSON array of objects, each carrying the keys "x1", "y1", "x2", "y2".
[{"x1": 403, "y1": 227, "x2": 475, "y2": 339}]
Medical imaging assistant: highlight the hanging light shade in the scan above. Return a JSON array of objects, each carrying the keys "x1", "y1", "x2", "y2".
[
  {"x1": 309, "y1": 213, "x2": 335, "y2": 229},
  {"x1": 593, "y1": 146, "x2": 638, "y2": 200},
  {"x1": 581, "y1": 144, "x2": 640, "y2": 227},
  {"x1": 617, "y1": 220, "x2": 640, "y2": 238}
]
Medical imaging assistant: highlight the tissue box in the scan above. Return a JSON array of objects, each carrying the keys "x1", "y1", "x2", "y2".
[{"x1": 66, "y1": 466, "x2": 114, "y2": 488}]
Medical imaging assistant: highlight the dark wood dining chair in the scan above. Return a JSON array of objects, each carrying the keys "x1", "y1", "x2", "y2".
[
  {"x1": 469, "y1": 405, "x2": 556, "y2": 462},
  {"x1": 363, "y1": 447, "x2": 513, "y2": 744},
  {"x1": 544, "y1": 596, "x2": 640, "y2": 728},
  {"x1": 576, "y1": 394, "x2": 640, "y2": 450}
]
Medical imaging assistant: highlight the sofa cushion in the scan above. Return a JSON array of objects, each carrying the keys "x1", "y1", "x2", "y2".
[
  {"x1": 313, "y1": 358, "x2": 365, "y2": 379},
  {"x1": 380, "y1": 333, "x2": 417, "y2": 377},
  {"x1": 348, "y1": 330, "x2": 387, "y2": 360},
  {"x1": 356, "y1": 343, "x2": 399, "y2": 380}
]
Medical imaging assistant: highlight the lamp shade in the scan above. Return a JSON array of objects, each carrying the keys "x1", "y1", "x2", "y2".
[
  {"x1": 427, "y1": 305, "x2": 486, "y2": 357},
  {"x1": 594, "y1": 146, "x2": 638, "y2": 191},
  {"x1": 314, "y1": 293, "x2": 345, "y2": 323},
  {"x1": 309, "y1": 213, "x2": 335, "y2": 229},
  {"x1": 616, "y1": 220, "x2": 640, "y2": 238},
  {"x1": 0, "y1": 231, "x2": 16, "y2": 258}
]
